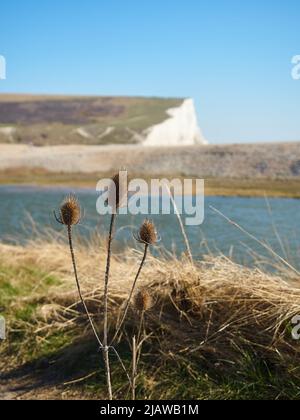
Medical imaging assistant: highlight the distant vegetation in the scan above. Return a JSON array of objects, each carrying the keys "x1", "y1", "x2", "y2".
[{"x1": 0, "y1": 95, "x2": 182, "y2": 146}]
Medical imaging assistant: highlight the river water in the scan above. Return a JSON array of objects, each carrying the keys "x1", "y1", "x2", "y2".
[{"x1": 1, "y1": 185, "x2": 300, "y2": 268}]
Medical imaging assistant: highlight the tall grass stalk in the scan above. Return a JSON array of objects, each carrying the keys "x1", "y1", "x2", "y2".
[
  {"x1": 165, "y1": 184, "x2": 193, "y2": 265},
  {"x1": 210, "y1": 205, "x2": 300, "y2": 276}
]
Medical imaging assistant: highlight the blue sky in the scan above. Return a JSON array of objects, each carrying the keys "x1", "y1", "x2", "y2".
[{"x1": 0, "y1": 0, "x2": 299, "y2": 144}]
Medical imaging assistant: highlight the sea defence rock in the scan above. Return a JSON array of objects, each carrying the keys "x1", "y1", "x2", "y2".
[{"x1": 143, "y1": 99, "x2": 207, "y2": 146}]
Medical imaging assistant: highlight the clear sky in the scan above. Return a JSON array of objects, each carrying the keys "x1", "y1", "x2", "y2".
[{"x1": 0, "y1": 0, "x2": 299, "y2": 144}]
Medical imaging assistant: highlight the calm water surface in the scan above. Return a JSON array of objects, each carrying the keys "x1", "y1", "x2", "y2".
[{"x1": 1, "y1": 185, "x2": 300, "y2": 268}]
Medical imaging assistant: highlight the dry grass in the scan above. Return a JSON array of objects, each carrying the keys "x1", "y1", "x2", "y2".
[{"x1": 1, "y1": 237, "x2": 300, "y2": 376}]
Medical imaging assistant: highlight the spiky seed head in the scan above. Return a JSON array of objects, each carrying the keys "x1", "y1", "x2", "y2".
[
  {"x1": 108, "y1": 171, "x2": 127, "y2": 209},
  {"x1": 137, "y1": 219, "x2": 157, "y2": 245},
  {"x1": 134, "y1": 289, "x2": 154, "y2": 312},
  {"x1": 60, "y1": 195, "x2": 81, "y2": 226}
]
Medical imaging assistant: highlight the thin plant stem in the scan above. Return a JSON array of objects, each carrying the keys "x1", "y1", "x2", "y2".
[
  {"x1": 136, "y1": 312, "x2": 146, "y2": 367},
  {"x1": 132, "y1": 312, "x2": 146, "y2": 400},
  {"x1": 209, "y1": 205, "x2": 300, "y2": 276},
  {"x1": 111, "y1": 244, "x2": 148, "y2": 345},
  {"x1": 67, "y1": 225, "x2": 103, "y2": 349},
  {"x1": 132, "y1": 336, "x2": 137, "y2": 401},
  {"x1": 137, "y1": 311, "x2": 144, "y2": 346},
  {"x1": 103, "y1": 213, "x2": 116, "y2": 400},
  {"x1": 109, "y1": 345, "x2": 132, "y2": 386}
]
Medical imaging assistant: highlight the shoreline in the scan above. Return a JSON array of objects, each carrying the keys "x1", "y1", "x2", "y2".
[{"x1": 0, "y1": 174, "x2": 300, "y2": 199}]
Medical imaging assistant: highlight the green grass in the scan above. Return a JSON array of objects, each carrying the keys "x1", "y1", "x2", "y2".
[
  {"x1": 71, "y1": 347, "x2": 300, "y2": 400},
  {"x1": 0, "y1": 262, "x2": 65, "y2": 361},
  {"x1": 0, "y1": 263, "x2": 60, "y2": 307}
]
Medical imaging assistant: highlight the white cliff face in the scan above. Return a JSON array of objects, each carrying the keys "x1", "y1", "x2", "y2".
[{"x1": 143, "y1": 98, "x2": 207, "y2": 146}]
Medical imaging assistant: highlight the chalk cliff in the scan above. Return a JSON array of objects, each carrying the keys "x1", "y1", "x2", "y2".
[{"x1": 143, "y1": 99, "x2": 207, "y2": 146}]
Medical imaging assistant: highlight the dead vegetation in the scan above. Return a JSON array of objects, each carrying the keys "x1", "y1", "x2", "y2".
[{"x1": 1, "y1": 233, "x2": 300, "y2": 399}]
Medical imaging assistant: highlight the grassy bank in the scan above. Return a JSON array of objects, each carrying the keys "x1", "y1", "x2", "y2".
[
  {"x1": 1, "y1": 169, "x2": 300, "y2": 198},
  {"x1": 1, "y1": 238, "x2": 300, "y2": 400}
]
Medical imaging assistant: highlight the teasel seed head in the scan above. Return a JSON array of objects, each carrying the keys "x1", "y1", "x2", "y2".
[
  {"x1": 112, "y1": 172, "x2": 121, "y2": 209},
  {"x1": 55, "y1": 195, "x2": 81, "y2": 226},
  {"x1": 135, "y1": 219, "x2": 157, "y2": 245},
  {"x1": 134, "y1": 289, "x2": 154, "y2": 312},
  {"x1": 107, "y1": 171, "x2": 128, "y2": 210}
]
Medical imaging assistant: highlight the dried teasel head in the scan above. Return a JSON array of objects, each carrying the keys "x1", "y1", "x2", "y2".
[
  {"x1": 134, "y1": 289, "x2": 154, "y2": 312},
  {"x1": 54, "y1": 194, "x2": 81, "y2": 226},
  {"x1": 107, "y1": 171, "x2": 128, "y2": 210},
  {"x1": 112, "y1": 172, "x2": 121, "y2": 209},
  {"x1": 135, "y1": 219, "x2": 158, "y2": 245}
]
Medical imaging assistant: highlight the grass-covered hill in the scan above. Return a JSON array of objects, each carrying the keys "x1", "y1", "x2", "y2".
[{"x1": 0, "y1": 94, "x2": 182, "y2": 146}]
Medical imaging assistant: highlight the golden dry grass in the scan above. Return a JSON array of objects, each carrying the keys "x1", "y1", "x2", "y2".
[{"x1": 1, "y1": 236, "x2": 300, "y2": 371}]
